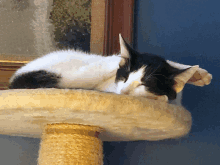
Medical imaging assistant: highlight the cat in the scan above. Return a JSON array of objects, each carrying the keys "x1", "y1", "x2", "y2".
[{"x1": 9, "y1": 34, "x2": 192, "y2": 101}]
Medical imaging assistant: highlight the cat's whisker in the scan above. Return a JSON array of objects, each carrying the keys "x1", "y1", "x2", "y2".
[{"x1": 143, "y1": 63, "x2": 162, "y2": 81}]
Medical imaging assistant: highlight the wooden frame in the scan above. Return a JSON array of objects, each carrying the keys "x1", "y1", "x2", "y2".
[
  {"x1": 0, "y1": 0, "x2": 135, "y2": 90},
  {"x1": 0, "y1": 62, "x2": 22, "y2": 90},
  {"x1": 0, "y1": 56, "x2": 30, "y2": 90},
  {"x1": 104, "y1": 0, "x2": 135, "y2": 55}
]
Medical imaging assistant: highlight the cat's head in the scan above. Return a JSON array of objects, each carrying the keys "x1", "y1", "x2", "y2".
[{"x1": 115, "y1": 34, "x2": 196, "y2": 101}]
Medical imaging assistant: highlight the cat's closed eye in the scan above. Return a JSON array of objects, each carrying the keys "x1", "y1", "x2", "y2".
[{"x1": 115, "y1": 67, "x2": 129, "y2": 83}]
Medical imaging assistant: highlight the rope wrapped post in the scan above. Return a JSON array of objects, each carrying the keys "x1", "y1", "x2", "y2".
[{"x1": 38, "y1": 124, "x2": 103, "y2": 165}]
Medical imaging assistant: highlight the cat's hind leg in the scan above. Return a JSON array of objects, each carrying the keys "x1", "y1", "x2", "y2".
[{"x1": 9, "y1": 70, "x2": 61, "y2": 89}]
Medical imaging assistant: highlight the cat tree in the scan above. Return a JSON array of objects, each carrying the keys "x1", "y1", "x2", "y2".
[
  {"x1": 0, "y1": 88, "x2": 192, "y2": 164},
  {"x1": 0, "y1": 66, "x2": 212, "y2": 164}
]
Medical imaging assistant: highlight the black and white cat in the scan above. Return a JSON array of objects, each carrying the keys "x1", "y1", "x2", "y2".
[{"x1": 9, "y1": 34, "x2": 193, "y2": 101}]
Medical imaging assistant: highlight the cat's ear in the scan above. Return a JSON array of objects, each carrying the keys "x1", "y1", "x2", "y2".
[
  {"x1": 173, "y1": 65, "x2": 199, "y2": 93},
  {"x1": 119, "y1": 33, "x2": 130, "y2": 58},
  {"x1": 119, "y1": 34, "x2": 131, "y2": 67}
]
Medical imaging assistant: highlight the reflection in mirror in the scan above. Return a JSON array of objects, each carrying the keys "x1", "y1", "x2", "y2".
[{"x1": 50, "y1": 0, "x2": 91, "y2": 52}]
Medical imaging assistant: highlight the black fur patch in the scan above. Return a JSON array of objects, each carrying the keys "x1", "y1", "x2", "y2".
[
  {"x1": 115, "y1": 37, "x2": 188, "y2": 100},
  {"x1": 115, "y1": 58, "x2": 130, "y2": 82},
  {"x1": 9, "y1": 70, "x2": 61, "y2": 89},
  {"x1": 141, "y1": 58, "x2": 188, "y2": 100}
]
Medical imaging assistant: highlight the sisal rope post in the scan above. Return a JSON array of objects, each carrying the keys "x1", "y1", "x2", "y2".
[{"x1": 38, "y1": 123, "x2": 104, "y2": 165}]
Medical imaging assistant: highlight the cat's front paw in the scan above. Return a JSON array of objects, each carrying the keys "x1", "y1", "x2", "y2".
[
  {"x1": 167, "y1": 60, "x2": 212, "y2": 87},
  {"x1": 187, "y1": 67, "x2": 212, "y2": 86}
]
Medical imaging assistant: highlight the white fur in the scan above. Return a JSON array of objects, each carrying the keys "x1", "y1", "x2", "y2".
[
  {"x1": 10, "y1": 50, "x2": 122, "y2": 92},
  {"x1": 166, "y1": 60, "x2": 192, "y2": 70},
  {"x1": 12, "y1": 50, "x2": 120, "y2": 76},
  {"x1": 116, "y1": 67, "x2": 145, "y2": 94},
  {"x1": 115, "y1": 67, "x2": 158, "y2": 97}
]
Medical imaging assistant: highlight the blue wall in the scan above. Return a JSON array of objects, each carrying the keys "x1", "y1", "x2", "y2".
[
  {"x1": 104, "y1": 0, "x2": 220, "y2": 164},
  {"x1": 134, "y1": 0, "x2": 220, "y2": 133}
]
